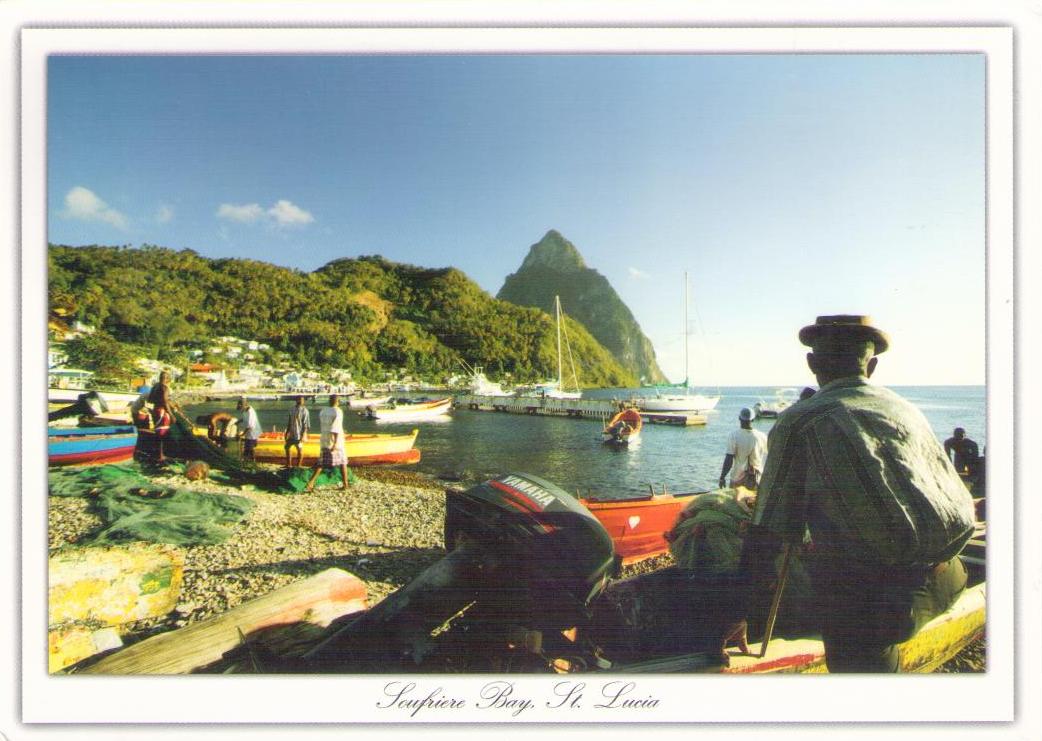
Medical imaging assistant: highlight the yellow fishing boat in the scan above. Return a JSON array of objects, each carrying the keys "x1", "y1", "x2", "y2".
[{"x1": 194, "y1": 427, "x2": 420, "y2": 466}]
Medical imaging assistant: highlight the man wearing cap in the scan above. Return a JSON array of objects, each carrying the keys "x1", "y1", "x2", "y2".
[
  {"x1": 719, "y1": 408, "x2": 768, "y2": 490},
  {"x1": 745, "y1": 315, "x2": 976, "y2": 672}
]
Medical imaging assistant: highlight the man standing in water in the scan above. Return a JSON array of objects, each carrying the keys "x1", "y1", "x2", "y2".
[
  {"x1": 718, "y1": 407, "x2": 768, "y2": 490},
  {"x1": 742, "y1": 315, "x2": 976, "y2": 672},
  {"x1": 304, "y1": 394, "x2": 350, "y2": 492}
]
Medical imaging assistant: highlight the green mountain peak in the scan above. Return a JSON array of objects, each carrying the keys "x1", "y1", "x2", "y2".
[{"x1": 519, "y1": 230, "x2": 587, "y2": 273}]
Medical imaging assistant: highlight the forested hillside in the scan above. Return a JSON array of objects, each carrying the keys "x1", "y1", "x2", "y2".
[{"x1": 48, "y1": 244, "x2": 638, "y2": 387}]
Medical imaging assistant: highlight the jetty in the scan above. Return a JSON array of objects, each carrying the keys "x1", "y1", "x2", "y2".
[{"x1": 454, "y1": 394, "x2": 708, "y2": 426}]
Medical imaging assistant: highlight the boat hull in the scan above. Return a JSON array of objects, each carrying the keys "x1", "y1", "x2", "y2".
[
  {"x1": 581, "y1": 490, "x2": 701, "y2": 565},
  {"x1": 602, "y1": 408, "x2": 643, "y2": 446},
  {"x1": 48, "y1": 426, "x2": 138, "y2": 466},
  {"x1": 638, "y1": 394, "x2": 720, "y2": 413},
  {"x1": 367, "y1": 398, "x2": 452, "y2": 421},
  {"x1": 200, "y1": 428, "x2": 420, "y2": 466}
]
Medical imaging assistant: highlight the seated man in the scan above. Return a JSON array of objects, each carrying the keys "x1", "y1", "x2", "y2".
[{"x1": 742, "y1": 315, "x2": 976, "y2": 673}]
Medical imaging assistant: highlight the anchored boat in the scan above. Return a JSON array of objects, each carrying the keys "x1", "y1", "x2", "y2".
[
  {"x1": 364, "y1": 397, "x2": 452, "y2": 422},
  {"x1": 601, "y1": 407, "x2": 643, "y2": 446}
]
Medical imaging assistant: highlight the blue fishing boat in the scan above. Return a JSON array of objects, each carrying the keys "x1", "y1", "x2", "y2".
[{"x1": 48, "y1": 425, "x2": 138, "y2": 466}]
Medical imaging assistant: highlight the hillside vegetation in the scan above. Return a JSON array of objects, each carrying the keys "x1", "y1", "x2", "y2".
[{"x1": 48, "y1": 244, "x2": 638, "y2": 387}]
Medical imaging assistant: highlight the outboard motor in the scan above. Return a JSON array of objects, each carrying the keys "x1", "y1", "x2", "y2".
[{"x1": 302, "y1": 473, "x2": 617, "y2": 672}]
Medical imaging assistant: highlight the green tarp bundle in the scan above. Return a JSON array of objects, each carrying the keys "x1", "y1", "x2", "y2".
[
  {"x1": 279, "y1": 466, "x2": 357, "y2": 493},
  {"x1": 49, "y1": 463, "x2": 254, "y2": 546},
  {"x1": 668, "y1": 490, "x2": 753, "y2": 575}
]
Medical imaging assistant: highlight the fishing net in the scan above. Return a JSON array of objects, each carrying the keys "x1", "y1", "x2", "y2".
[
  {"x1": 49, "y1": 463, "x2": 254, "y2": 546},
  {"x1": 668, "y1": 491, "x2": 753, "y2": 575}
]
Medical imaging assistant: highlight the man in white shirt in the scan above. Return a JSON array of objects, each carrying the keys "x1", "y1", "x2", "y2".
[
  {"x1": 304, "y1": 394, "x2": 350, "y2": 491},
  {"x1": 718, "y1": 408, "x2": 768, "y2": 489},
  {"x1": 236, "y1": 397, "x2": 261, "y2": 461}
]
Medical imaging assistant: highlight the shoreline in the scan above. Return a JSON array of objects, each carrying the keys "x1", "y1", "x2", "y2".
[{"x1": 48, "y1": 463, "x2": 982, "y2": 672}]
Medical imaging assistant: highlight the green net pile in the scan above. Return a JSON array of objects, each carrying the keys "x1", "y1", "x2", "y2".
[
  {"x1": 279, "y1": 466, "x2": 357, "y2": 492},
  {"x1": 49, "y1": 463, "x2": 254, "y2": 546},
  {"x1": 667, "y1": 491, "x2": 753, "y2": 575}
]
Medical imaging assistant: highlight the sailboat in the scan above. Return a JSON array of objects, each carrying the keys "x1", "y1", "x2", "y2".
[
  {"x1": 515, "y1": 295, "x2": 583, "y2": 400},
  {"x1": 638, "y1": 272, "x2": 720, "y2": 413}
]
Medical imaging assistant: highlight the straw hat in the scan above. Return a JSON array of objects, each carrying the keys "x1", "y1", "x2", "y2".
[{"x1": 798, "y1": 315, "x2": 890, "y2": 355}]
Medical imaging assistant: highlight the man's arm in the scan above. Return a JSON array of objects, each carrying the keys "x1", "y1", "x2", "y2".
[{"x1": 719, "y1": 454, "x2": 735, "y2": 488}]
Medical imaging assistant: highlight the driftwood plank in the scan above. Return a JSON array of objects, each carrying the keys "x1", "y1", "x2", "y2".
[{"x1": 82, "y1": 568, "x2": 368, "y2": 675}]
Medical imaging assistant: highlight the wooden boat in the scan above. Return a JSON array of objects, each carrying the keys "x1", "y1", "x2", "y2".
[
  {"x1": 346, "y1": 395, "x2": 391, "y2": 410},
  {"x1": 196, "y1": 427, "x2": 421, "y2": 466},
  {"x1": 364, "y1": 397, "x2": 452, "y2": 422},
  {"x1": 754, "y1": 388, "x2": 799, "y2": 419},
  {"x1": 581, "y1": 489, "x2": 701, "y2": 565},
  {"x1": 48, "y1": 425, "x2": 138, "y2": 466},
  {"x1": 49, "y1": 386, "x2": 141, "y2": 411},
  {"x1": 49, "y1": 543, "x2": 184, "y2": 672},
  {"x1": 602, "y1": 407, "x2": 643, "y2": 445}
]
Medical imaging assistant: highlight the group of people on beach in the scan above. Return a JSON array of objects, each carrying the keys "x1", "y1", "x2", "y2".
[
  {"x1": 198, "y1": 393, "x2": 351, "y2": 491},
  {"x1": 699, "y1": 315, "x2": 980, "y2": 673}
]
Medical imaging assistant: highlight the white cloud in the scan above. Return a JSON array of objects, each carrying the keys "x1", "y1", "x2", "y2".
[
  {"x1": 217, "y1": 203, "x2": 265, "y2": 223},
  {"x1": 61, "y1": 186, "x2": 128, "y2": 230},
  {"x1": 628, "y1": 267, "x2": 651, "y2": 280},
  {"x1": 267, "y1": 199, "x2": 314, "y2": 227},
  {"x1": 217, "y1": 199, "x2": 314, "y2": 228},
  {"x1": 156, "y1": 205, "x2": 174, "y2": 224}
]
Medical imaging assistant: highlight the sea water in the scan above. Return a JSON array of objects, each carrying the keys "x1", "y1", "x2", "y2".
[{"x1": 185, "y1": 385, "x2": 985, "y2": 500}]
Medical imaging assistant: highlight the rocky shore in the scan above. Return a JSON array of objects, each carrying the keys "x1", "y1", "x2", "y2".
[{"x1": 47, "y1": 465, "x2": 981, "y2": 671}]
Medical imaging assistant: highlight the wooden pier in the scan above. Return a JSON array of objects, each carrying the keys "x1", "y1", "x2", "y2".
[{"x1": 454, "y1": 395, "x2": 707, "y2": 426}]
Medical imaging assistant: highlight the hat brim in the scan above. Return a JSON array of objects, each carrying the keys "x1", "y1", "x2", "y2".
[{"x1": 799, "y1": 324, "x2": 890, "y2": 354}]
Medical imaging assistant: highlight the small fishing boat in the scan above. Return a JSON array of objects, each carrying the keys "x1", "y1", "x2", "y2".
[
  {"x1": 48, "y1": 425, "x2": 138, "y2": 466},
  {"x1": 196, "y1": 427, "x2": 421, "y2": 466},
  {"x1": 601, "y1": 407, "x2": 643, "y2": 446},
  {"x1": 345, "y1": 394, "x2": 391, "y2": 411},
  {"x1": 364, "y1": 397, "x2": 452, "y2": 422},
  {"x1": 581, "y1": 488, "x2": 701, "y2": 565},
  {"x1": 48, "y1": 387, "x2": 143, "y2": 412},
  {"x1": 754, "y1": 388, "x2": 799, "y2": 419}
]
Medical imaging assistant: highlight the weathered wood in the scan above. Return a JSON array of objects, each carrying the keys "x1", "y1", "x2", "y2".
[
  {"x1": 48, "y1": 626, "x2": 122, "y2": 673},
  {"x1": 48, "y1": 543, "x2": 185, "y2": 628},
  {"x1": 82, "y1": 568, "x2": 368, "y2": 675}
]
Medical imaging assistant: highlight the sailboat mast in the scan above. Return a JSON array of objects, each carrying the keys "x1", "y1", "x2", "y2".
[
  {"x1": 684, "y1": 272, "x2": 689, "y2": 389},
  {"x1": 555, "y1": 295, "x2": 564, "y2": 389}
]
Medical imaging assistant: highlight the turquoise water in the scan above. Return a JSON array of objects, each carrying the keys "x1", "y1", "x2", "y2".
[{"x1": 185, "y1": 385, "x2": 985, "y2": 500}]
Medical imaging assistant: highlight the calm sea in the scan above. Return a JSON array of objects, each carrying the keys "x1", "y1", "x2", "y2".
[{"x1": 185, "y1": 385, "x2": 985, "y2": 500}]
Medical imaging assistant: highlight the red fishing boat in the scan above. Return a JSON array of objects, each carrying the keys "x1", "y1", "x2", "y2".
[
  {"x1": 601, "y1": 407, "x2": 643, "y2": 445},
  {"x1": 580, "y1": 489, "x2": 702, "y2": 566}
]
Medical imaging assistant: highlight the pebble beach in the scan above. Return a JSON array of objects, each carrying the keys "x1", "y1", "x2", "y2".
[{"x1": 47, "y1": 464, "x2": 982, "y2": 672}]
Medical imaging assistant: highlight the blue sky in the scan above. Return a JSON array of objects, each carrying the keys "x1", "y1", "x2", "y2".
[{"x1": 47, "y1": 54, "x2": 985, "y2": 386}]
